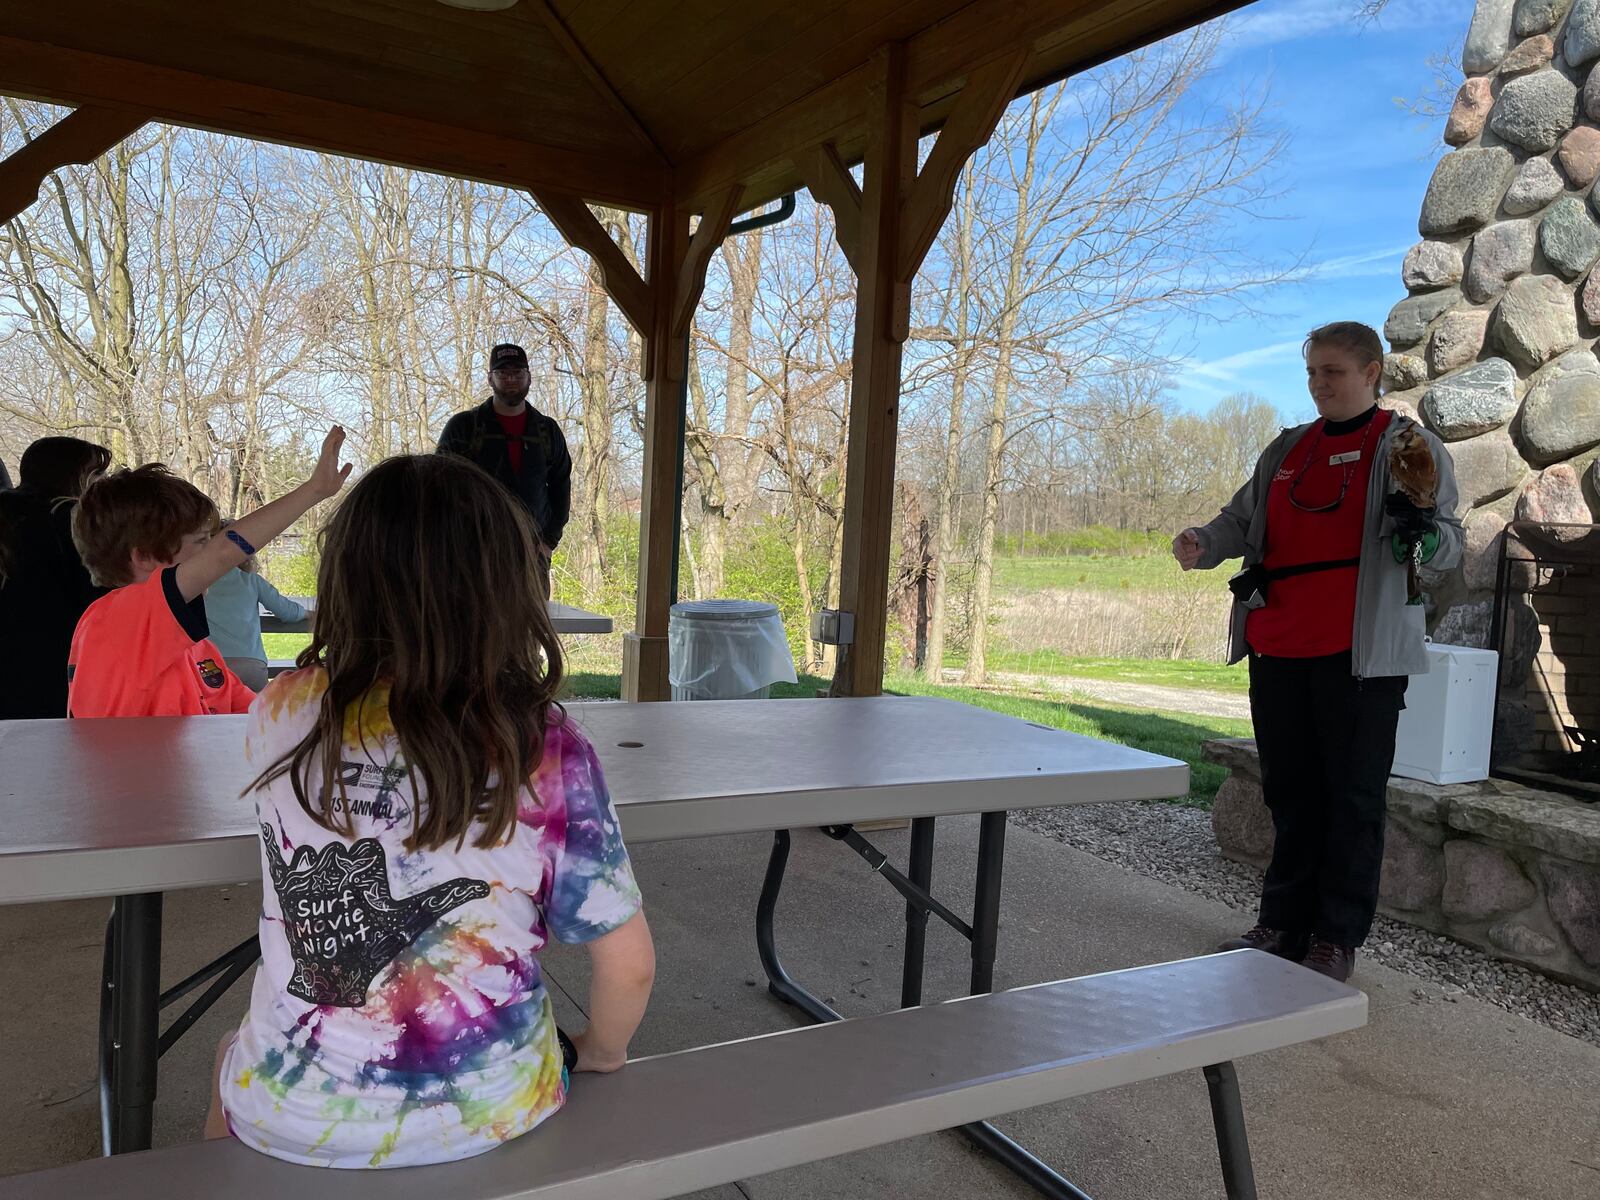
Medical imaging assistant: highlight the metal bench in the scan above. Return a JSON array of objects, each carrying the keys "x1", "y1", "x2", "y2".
[{"x1": 0, "y1": 951, "x2": 1366, "y2": 1200}]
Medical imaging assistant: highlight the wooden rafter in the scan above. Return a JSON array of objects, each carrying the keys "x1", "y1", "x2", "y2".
[
  {"x1": 674, "y1": 0, "x2": 1252, "y2": 210},
  {"x1": 531, "y1": 0, "x2": 669, "y2": 165},
  {"x1": 896, "y1": 50, "x2": 1027, "y2": 281},
  {"x1": 796, "y1": 142, "x2": 862, "y2": 273},
  {"x1": 532, "y1": 192, "x2": 654, "y2": 335},
  {"x1": 0, "y1": 106, "x2": 146, "y2": 225},
  {"x1": 0, "y1": 35, "x2": 661, "y2": 209}
]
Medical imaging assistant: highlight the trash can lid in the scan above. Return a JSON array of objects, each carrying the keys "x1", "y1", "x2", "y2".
[{"x1": 669, "y1": 599, "x2": 780, "y2": 621}]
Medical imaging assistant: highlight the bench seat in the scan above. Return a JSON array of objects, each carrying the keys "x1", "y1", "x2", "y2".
[{"x1": 1, "y1": 951, "x2": 1364, "y2": 1200}]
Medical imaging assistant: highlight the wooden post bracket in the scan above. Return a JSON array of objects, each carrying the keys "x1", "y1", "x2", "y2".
[
  {"x1": 532, "y1": 191, "x2": 655, "y2": 335},
  {"x1": 671, "y1": 184, "x2": 743, "y2": 341},
  {"x1": 796, "y1": 47, "x2": 1027, "y2": 301},
  {"x1": 0, "y1": 106, "x2": 147, "y2": 226}
]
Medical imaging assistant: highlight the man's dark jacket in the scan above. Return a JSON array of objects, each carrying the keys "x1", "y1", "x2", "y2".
[{"x1": 436, "y1": 399, "x2": 572, "y2": 549}]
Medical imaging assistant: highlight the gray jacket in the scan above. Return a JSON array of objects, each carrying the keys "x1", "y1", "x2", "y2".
[{"x1": 1191, "y1": 413, "x2": 1464, "y2": 678}]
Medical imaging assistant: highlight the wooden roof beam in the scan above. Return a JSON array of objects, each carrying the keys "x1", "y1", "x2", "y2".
[
  {"x1": 531, "y1": 0, "x2": 670, "y2": 166},
  {"x1": 0, "y1": 35, "x2": 661, "y2": 209},
  {"x1": 0, "y1": 106, "x2": 147, "y2": 225},
  {"x1": 674, "y1": 0, "x2": 1252, "y2": 210}
]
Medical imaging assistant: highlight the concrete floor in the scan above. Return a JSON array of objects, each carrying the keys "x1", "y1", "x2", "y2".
[{"x1": 4, "y1": 817, "x2": 1598, "y2": 1198}]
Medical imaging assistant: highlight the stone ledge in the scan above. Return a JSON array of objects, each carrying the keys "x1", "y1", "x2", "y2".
[
  {"x1": 1201, "y1": 738, "x2": 1600, "y2": 990},
  {"x1": 1200, "y1": 739, "x2": 1600, "y2": 862}
]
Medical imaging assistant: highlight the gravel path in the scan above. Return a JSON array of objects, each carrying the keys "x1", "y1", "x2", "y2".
[
  {"x1": 940, "y1": 667, "x2": 1250, "y2": 720},
  {"x1": 1016, "y1": 800, "x2": 1600, "y2": 1047}
]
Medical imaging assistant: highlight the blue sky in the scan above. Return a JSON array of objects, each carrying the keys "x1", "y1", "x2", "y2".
[{"x1": 1160, "y1": 0, "x2": 1471, "y2": 419}]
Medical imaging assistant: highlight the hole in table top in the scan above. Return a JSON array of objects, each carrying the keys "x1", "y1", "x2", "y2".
[{"x1": 617, "y1": 741, "x2": 644, "y2": 749}]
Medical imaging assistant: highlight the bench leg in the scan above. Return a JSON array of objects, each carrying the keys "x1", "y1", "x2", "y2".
[
  {"x1": 1204, "y1": 1062, "x2": 1257, "y2": 1200},
  {"x1": 106, "y1": 892, "x2": 163, "y2": 1155},
  {"x1": 901, "y1": 817, "x2": 937, "y2": 1008}
]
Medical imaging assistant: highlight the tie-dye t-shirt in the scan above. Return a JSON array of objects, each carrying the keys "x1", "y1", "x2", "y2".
[{"x1": 220, "y1": 667, "x2": 641, "y2": 1168}]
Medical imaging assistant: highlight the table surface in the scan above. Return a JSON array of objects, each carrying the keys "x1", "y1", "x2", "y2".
[
  {"x1": 0, "y1": 697, "x2": 1188, "y2": 904},
  {"x1": 260, "y1": 598, "x2": 613, "y2": 635}
]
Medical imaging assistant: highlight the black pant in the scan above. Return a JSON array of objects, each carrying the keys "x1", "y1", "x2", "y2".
[{"x1": 1248, "y1": 651, "x2": 1406, "y2": 948}]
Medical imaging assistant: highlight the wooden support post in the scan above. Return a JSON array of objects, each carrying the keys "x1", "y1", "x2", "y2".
[
  {"x1": 530, "y1": 183, "x2": 739, "y2": 701},
  {"x1": 0, "y1": 107, "x2": 146, "y2": 225},
  {"x1": 622, "y1": 184, "x2": 742, "y2": 701},
  {"x1": 829, "y1": 46, "x2": 916, "y2": 698},
  {"x1": 820, "y1": 47, "x2": 1025, "y2": 698}
]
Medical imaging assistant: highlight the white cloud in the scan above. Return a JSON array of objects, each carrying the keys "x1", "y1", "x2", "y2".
[
  {"x1": 1185, "y1": 338, "x2": 1305, "y2": 382},
  {"x1": 1218, "y1": 0, "x2": 1466, "y2": 54},
  {"x1": 1288, "y1": 242, "x2": 1411, "y2": 282}
]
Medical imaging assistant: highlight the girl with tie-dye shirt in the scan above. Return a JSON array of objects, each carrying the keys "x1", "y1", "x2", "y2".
[{"x1": 210, "y1": 454, "x2": 653, "y2": 1168}]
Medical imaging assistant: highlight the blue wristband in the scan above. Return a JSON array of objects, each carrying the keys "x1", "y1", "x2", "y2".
[{"x1": 225, "y1": 529, "x2": 257, "y2": 556}]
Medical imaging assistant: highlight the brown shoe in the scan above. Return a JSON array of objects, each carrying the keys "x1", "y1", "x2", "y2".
[
  {"x1": 1216, "y1": 925, "x2": 1309, "y2": 960},
  {"x1": 1302, "y1": 938, "x2": 1356, "y2": 982}
]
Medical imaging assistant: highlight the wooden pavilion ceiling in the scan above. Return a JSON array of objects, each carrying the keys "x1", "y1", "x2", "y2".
[{"x1": 0, "y1": 0, "x2": 1247, "y2": 212}]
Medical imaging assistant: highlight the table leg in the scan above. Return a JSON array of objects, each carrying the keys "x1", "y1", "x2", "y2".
[
  {"x1": 970, "y1": 810, "x2": 1007, "y2": 994},
  {"x1": 901, "y1": 817, "x2": 936, "y2": 1008},
  {"x1": 754, "y1": 814, "x2": 1096, "y2": 1199},
  {"x1": 755, "y1": 830, "x2": 841, "y2": 1023},
  {"x1": 107, "y1": 892, "x2": 163, "y2": 1155}
]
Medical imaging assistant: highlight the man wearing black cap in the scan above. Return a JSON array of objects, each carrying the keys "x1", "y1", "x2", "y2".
[{"x1": 436, "y1": 342, "x2": 572, "y2": 564}]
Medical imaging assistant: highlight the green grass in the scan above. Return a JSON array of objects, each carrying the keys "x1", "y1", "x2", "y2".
[
  {"x1": 562, "y1": 670, "x2": 1247, "y2": 808},
  {"x1": 992, "y1": 552, "x2": 1242, "y2": 595},
  {"x1": 261, "y1": 633, "x2": 311, "y2": 659},
  {"x1": 993, "y1": 553, "x2": 1182, "y2": 594},
  {"x1": 962, "y1": 650, "x2": 1249, "y2": 694}
]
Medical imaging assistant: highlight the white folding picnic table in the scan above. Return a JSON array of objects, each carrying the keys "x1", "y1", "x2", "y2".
[
  {"x1": 0, "y1": 698, "x2": 1187, "y2": 1196},
  {"x1": 260, "y1": 598, "x2": 613, "y2": 635}
]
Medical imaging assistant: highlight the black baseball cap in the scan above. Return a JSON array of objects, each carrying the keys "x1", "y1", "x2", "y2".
[{"x1": 489, "y1": 342, "x2": 528, "y2": 371}]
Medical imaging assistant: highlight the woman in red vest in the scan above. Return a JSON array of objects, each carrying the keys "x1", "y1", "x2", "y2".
[{"x1": 1173, "y1": 322, "x2": 1463, "y2": 982}]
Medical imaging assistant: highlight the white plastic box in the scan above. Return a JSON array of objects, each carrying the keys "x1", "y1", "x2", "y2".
[{"x1": 1390, "y1": 642, "x2": 1499, "y2": 784}]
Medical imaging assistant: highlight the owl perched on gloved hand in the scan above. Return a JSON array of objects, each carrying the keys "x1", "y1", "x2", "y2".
[
  {"x1": 1388, "y1": 424, "x2": 1438, "y2": 510},
  {"x1": 1387, "y1": 425, "x2": 1440, "y2": 602}
]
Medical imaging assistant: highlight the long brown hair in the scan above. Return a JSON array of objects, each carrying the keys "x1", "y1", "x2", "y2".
[{"x1": 252, "y1": 454, "x2": 564, "y2": 851}]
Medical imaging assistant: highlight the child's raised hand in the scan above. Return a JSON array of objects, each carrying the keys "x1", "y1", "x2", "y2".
[{"x1": 308, "y1": 426, "x2": 353, "y2": 501}]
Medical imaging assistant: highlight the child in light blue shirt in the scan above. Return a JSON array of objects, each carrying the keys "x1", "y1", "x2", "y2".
[{"x1": 205, "y1": 539, "x2": 305, "y2": 691}]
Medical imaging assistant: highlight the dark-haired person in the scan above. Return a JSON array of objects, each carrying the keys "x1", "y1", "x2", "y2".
[
  {"x1": 0, "y1": 436, "x2": 112, "y2": 718},
  {"x1": 436, "y1": 342, "x2": 572, "y2": 568},
  {"x1": 1172, "y1": 322, "x2": 1463, "y2": 982}
]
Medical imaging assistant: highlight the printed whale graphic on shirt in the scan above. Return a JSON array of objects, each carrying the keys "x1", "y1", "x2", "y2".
[{"x1": 261, "y1": 823, "x2": 489, "y2": 1007}]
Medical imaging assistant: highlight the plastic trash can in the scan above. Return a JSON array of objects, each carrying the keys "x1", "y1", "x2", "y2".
[{"x1": 668, "y1": 600, "x2": 798, "y2": 701}]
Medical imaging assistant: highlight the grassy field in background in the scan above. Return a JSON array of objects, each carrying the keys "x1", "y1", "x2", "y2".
[
  {"x1": 994, "y1": 553, "x2": 1190, "y2": 594},
  {"x1": 562, "y1": 670, "x2": 1246, "y2": 807}
]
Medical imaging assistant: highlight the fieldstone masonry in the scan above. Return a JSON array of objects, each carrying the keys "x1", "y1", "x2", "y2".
[
  {"x1": 1379, "y1": 0, "x2": 1600, "y2": 783},
  {"x1": 1205, "y1": 738, "x2": 1600, "y2": 989}
]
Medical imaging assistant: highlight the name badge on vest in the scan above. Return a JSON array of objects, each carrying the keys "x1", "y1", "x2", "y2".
[{"x1": 1328, "y1": 450, "x2": 1362, "y2": 466}]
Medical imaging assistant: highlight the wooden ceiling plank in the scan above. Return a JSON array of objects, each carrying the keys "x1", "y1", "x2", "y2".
[
  {"x1": 796, "y1": 141, "x2": 863, "y2": 274},
  {"x1": 670, "y1": 0, "x2": 958, "y2": 160},
  {"x1": 671, "y1": 183, "x2": 743, "y2": 340},
  {"x1": 0, "y1": 35, "x2": 662, "y2": 208},
  {"x1": 567, "y1": 0, "x2": 749, "y2": 108},
  {"x1": 531, "y1": 0, "x2": 669, "y2": 162},
  {"x1": 533, "y1": 191, "x2": 654, "y2": 333},
  {"x1": 0, "y1": 106, "x2": 147, "y2": 224},
  {"x1": 895, "y1": 47, "x2": 1026, "y2": 280},
  {"x1": 674, "y1": 0, "x2": 1239, "y2": 208},
  {"x1": 5, "y1": 2, "x2": 645, "y2": 159}
]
